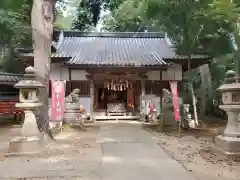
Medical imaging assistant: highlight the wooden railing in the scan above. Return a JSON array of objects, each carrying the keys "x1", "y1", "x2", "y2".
[{"x1": 0, "y1": 98, "x2": 23, "y2": 122}]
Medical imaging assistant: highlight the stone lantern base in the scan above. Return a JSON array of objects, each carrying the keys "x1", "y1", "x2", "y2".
[
  {"x1": 5, "y1": 66, "x2": 47, "y2": 157},
  {"x1": 6, "y1": 136, "x2": 44, "y2": 156},
  {"x1": 215, "y1": 135, "x2": 240, "y2": 161},
  {"x1": 5, "y1": 110, "x2": 45, "y2": 157}
]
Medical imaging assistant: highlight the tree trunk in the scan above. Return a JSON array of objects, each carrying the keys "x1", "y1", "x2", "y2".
[
  {"x1": 189, "y1": 82, "x2": 199, "y2": 126},
  {"x1": 31, "y1": 0, "x2": 56, "y2": 140},
  {"x1": 199, "y1": 64, "x2": 213, "y2": 116},
  {"x1": 187, "y1": 56, "x2": 199, "y2": 126}
]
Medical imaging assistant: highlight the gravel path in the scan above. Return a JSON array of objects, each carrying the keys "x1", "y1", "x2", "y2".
[
  {"x1": 148, "y1": 128, "x2": 240, "y2": 180},
  {"x1": 0, "y1": 124, "x2": 102, "y2": 179},
  {"x1": 1, "y1": 122, "x2": 238, "y2": 180}
]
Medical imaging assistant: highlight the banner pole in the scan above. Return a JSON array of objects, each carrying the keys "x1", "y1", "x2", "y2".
[{"x1": 169, "y1": 80, "x2": 181, "y2": 135}]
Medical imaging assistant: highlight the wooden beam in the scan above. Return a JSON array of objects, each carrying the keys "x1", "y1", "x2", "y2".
[
  {"x1": 0, "y1": 82, "x2": 17, "y2": 85},
  {"x1": 68, "y1": 65, "x2": 168, "y2": 73},
  {"x1": 85, "y1": 72, "x2": 148, "y2": 81}
]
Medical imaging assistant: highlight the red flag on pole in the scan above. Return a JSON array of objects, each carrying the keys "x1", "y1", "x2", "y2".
[
  {"x1": 170, "y1": 81, "x2": 180, "y2": 121},
  {"x1": 51, "y1": 80, "x2": 65, "y2": 121}
]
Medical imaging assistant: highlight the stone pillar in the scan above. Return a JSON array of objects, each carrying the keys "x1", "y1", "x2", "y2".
[
  {"x1": 90, "y1": 79, "x2": 95, "y2": 120},
  {"x1": 215, "y1": 70, "x2": 240, "y2": 161},
  {"x1": 6, "y1": 66, "x2": 45, "y2": 156}
]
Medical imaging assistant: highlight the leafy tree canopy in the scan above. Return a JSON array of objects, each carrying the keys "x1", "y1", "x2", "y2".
[{"x1": 72, "y1": 0, "x2": 94, "y2": 31}]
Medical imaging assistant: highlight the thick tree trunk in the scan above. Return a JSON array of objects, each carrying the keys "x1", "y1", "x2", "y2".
[
  {"x1": 187, "y1": 56, "x2": 199, "y2": 126},
  {"x1": 189, "y1": 82, "x2": 199, "y2": 126},
  {"x1": 199, "y1": 64, "x2": 213, "y2": 116},
  {"x1": 31, "y1": 0, "x2": 56, "y2": 140}
]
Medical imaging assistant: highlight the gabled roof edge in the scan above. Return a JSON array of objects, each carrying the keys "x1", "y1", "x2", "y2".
[{"x1": 58, "y1": 30, "x2": 166, "y2": 38}]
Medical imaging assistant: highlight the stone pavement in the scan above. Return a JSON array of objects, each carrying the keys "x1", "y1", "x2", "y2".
[
  {"x1": 98, "y1": 122, "x2": 197, "y2": 180},
  {"x1": 0, "y1": 122, "x2": 197, "y2": 179}
]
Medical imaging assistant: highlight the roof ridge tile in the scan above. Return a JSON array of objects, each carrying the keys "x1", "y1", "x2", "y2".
[{"x1": 61, "y1": 31, "x2": 165, "y2": 38}]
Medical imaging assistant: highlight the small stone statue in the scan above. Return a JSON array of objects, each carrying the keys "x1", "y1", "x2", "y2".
[
  {"x1": 162, "y1": 88, "x2": 172, "y2": 103},
  {"x1": 64, "y1": 88, "x2": 81, "y2": 124},
  {"x1": 65, "y1": 88, "x2": 80, "y2": 103}
]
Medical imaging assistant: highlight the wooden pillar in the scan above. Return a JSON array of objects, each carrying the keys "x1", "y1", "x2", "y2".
[
  {"x1": 180, "y1": 66, "x2": 186, "y2": 128},
  {"x1": 68, "y1": 68, "x2": 72, "y2": 94},
  {"x1": 141, "y1": 79, "x2": 145, "y2": 96},
  {"x1": 159, "y1": 70, "x2": 164, "y2": 131},
  {"x1": 90, "y1": 79, "x2": 94, "y2": 119},
  {"x1": 140, "y1": 78, "x2": 146, "y2": 117},
  {"x1": 159, "y1": 70, "x2": 163, "y2": 112}
]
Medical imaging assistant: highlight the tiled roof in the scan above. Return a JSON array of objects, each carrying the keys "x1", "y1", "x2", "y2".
[
  {"x1": 19, "y1": 31, "x2": 209, "y2": 67},
  {"x1": 57, "y1": 32, "x2": 168, "y2": 67},
  {"x1": 0, "y1": 72, "x2": 23, "y2": 83}
]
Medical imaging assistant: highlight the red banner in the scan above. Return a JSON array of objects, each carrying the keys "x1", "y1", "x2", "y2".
[
  {"x1": 51, "y1": 80, "x2": 65, "y2": 121},
  {"x1": 170, "y1": 81, "x2": 180, "y2": 121}
]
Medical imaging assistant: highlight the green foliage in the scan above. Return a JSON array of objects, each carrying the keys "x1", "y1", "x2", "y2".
[
  {"x1": 72, "y1": 0, "x2": 94, "y2": 31},
  {"x1": 104, "y1": 0, "x2": 127, "y2": 12},
  {"x1": 211, "y1": 54, "x2": 235, "y2": 87},
  {"x1": 0, "y1": 0, "x2": 32, "y2": 72},
  {"x1": 144, "y1": 0, "x2": 238, "y2": 116},
  {"x1": 0, "y1": 0, "x2": 30, "y2": 45},
  {"x1": 102, "y1": 0, "x2": 160, "y2": 32},
  {"x1": 208, "y1": 0, "x2": 240, "y2": 49},
  {"x1": 208, "y1": 0, "x2": 240, "y2": 82},
  {"x1": 102, "y1": 0, "x2": 146, "y2": 31},
  {"x1": 55, "y1": 5, "x2": 72, "y2": 30},
  {"x1": 147, "y1": 0, "x2": 231, "y2": 55},
  {"x1": 209, "y1": 0, "x2": 240, "y2": 26}
]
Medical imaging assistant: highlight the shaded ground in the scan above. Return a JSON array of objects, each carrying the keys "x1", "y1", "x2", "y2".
[
  {"x1": 0, "y1": 123, "x2": 102, "y2": 179},
  {"x1": 147, "y1": 117, "x2": 240, "y2": 180},
  {"x1": 1, "y1": 118, "x2": 238, "y2": 180}
]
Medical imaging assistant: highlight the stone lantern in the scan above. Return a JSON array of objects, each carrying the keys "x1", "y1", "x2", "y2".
[
  {"x1": 215, "y1": 70, "x2": 240, "y2": 161},
  {"x1": 7, "y1": 66, "x2": 44, "y2": 155}
]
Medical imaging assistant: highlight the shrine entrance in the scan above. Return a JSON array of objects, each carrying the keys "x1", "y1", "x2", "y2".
[
  {"x1": 92, "y1": 72, "x2": 141, "y2": 118},
  {"x1": 95, "y1": 87, "x2": 128, "y2": 116}
]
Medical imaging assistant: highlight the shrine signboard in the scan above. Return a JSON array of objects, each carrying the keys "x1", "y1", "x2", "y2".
[{"x1": 51, "y1": 80, "x2": 65, "y2": 121}]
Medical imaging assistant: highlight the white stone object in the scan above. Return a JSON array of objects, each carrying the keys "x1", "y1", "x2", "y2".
[{"x1": 6, "y1": 66, "x2": 45, "y2": 156}]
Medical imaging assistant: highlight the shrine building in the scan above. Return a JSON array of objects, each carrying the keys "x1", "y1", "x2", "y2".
[{"x1": 18, "y1": 31, "x2": 210, "y2": 121}]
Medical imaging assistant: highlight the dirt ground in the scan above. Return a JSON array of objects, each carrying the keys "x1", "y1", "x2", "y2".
[
  {"x1": 1, "y1": 118, "x2": 240, "y2": 180},
  {"x1": 147, "y1": 117, "x2": 240, "y2": 180}
]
